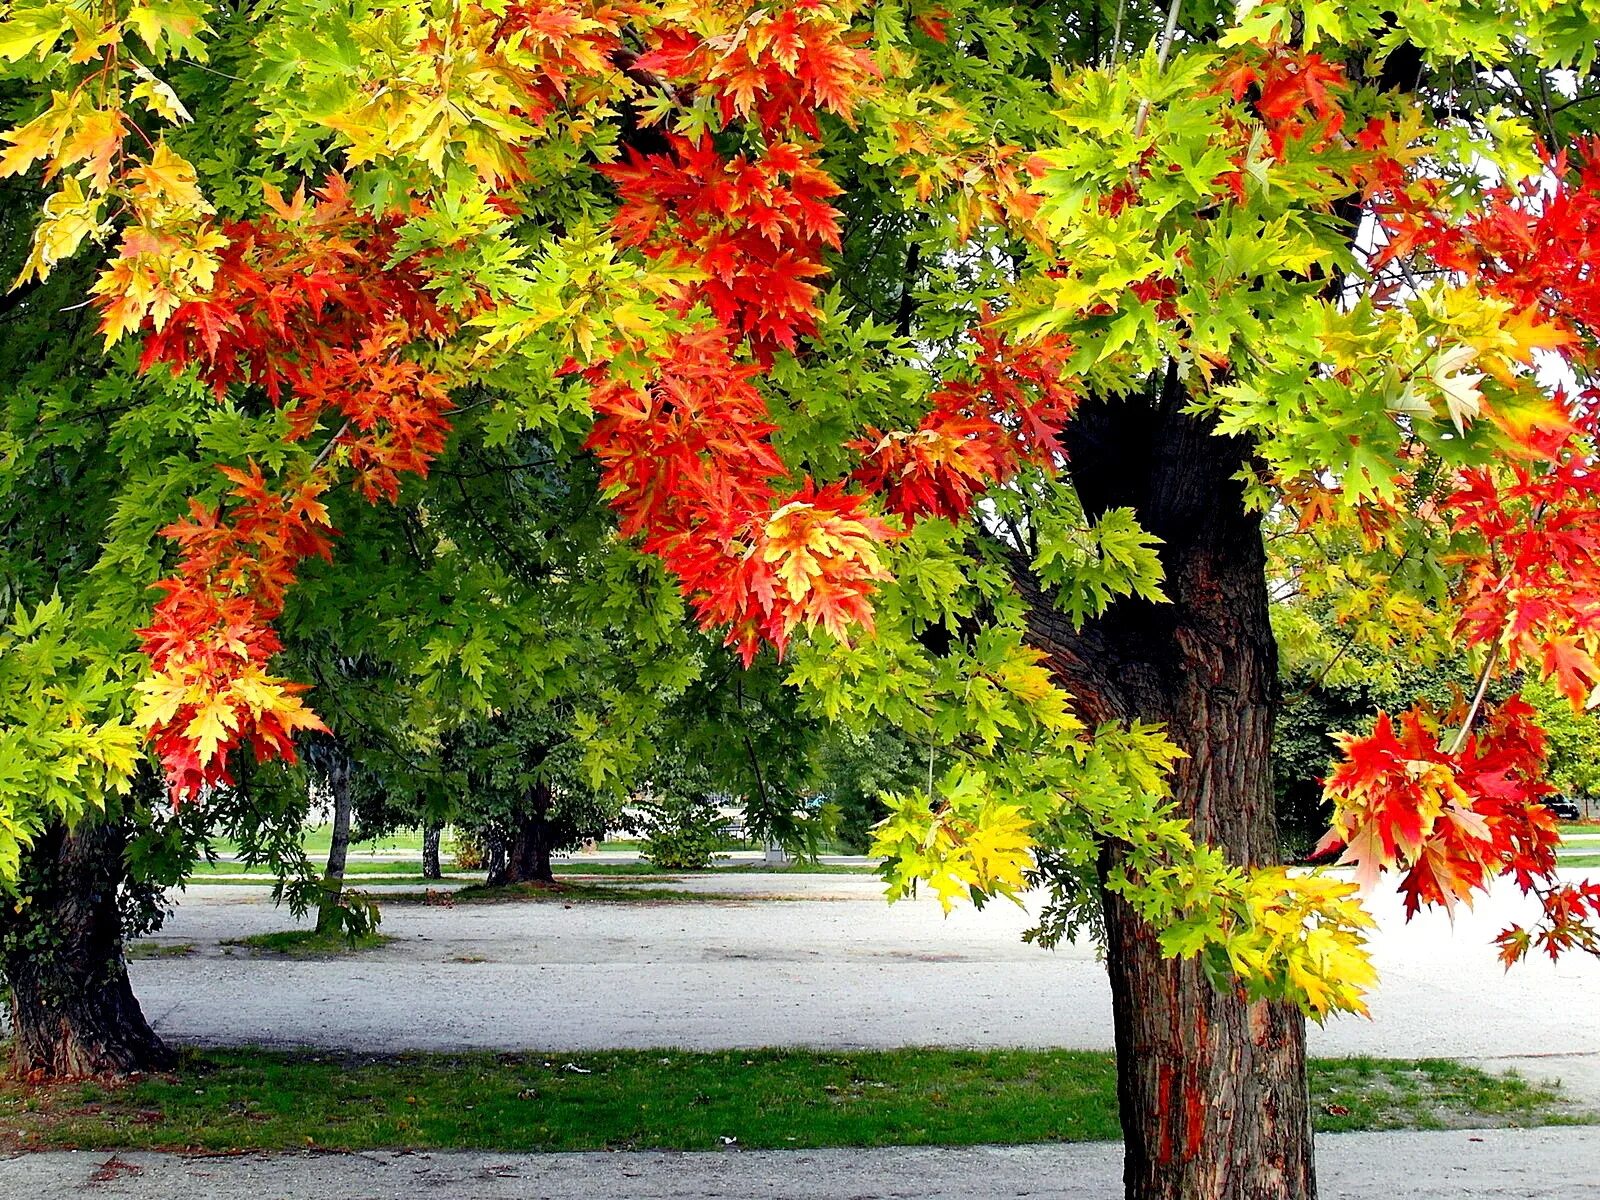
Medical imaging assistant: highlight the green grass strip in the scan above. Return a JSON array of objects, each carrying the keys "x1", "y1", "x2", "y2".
[
  {"x1": 222, "y1": 930, "x2": 394, "y2": 957},
  {"x1": 1, "y1": 1048, "x2": 1587, "y2": 1154}
]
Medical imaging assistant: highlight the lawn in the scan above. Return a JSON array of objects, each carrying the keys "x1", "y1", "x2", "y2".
[
  {"x1": 1535, "y1": 824, "x2": 1598, "y2": 870},
  {"x1": 202, "y1": 827, "x2": 860, "y2": 870},
  {"x1": 206, "y1": 824, "x2": 431, "y2": 860},
  {"x1": 0, "y1": 1048, "x2": 1583, "y2": 1154},
  {"x1": 544, "y1": 861, "x2": 877, "y2": 876},
  {"x1": 188, "y1": 859, "x2": 453, "y2": 880},
  {"x1": 391, "y1": 882, "x2": 757, "y2": 904},
  {"x1": 222, "y1": 930, "x2": 394, "y2": 956},
  {"x1": 206, "y1": 829, "x2": 663, "y2": 860}
]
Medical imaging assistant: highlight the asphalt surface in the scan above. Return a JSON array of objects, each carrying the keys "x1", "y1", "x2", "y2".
[{"x1": 7, "y1": 1129, "x2": 1597, "y2": 1198}]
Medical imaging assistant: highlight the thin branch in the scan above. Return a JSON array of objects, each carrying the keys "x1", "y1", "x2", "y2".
[
  {"x1": 609, "y1": 47, "x2": 689, "y2": 106},
  {"x1": 1548, "y1": 90, "x2": 1600, "y2": 117},
  {"x1": 310, "y1": 420, "x2": 353, "y2": 472},
  {"x1": 1108, "y1": 0, "x2": 1128, "y2": 67},
  {"x1": 1447, "y1": 648, "x2": 1498, "y2": 756},
  {"x1": 734, "y1": 677, "x2": 774, "y2": 814},
  {"x1": 1130, "y1": 0, "x2": 1183, "y2": 139},
  {"x1": 0, "y1": 278, "x2": 45, "y2": 321}
]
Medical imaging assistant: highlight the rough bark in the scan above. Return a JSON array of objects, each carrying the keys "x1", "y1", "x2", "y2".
[
  {"x1": 315, "y1": 745, "x2": 354, "y2": 935},
  {"x1": 4, "y1": 821, "x2": 173, "y2": 1080},
  {"x1": 421, "y1": 823, "x2": 442, "y2": 880},
  {"x1": 1020, "y1": 381, "x2": 1313, "y2": 1200},
  {"x1": 483, "y1": 831, "x2": 507, "y2": 884},
  {"x1": 492, "y1": 779, "x2": 559, "y2": 886}
]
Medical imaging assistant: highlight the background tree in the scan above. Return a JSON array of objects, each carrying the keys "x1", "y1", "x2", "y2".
[
  {"x1": 443, "y1": 709, "x2": 617, "y2": 886},
  {"x1": 1523, "y1": 679, "x2": 1600, "y2": 804},
  {"x1": 811, "y1": 724, "x2": 920, "y2": 853},
  {"x1": 420, "y1": 822, "x2": 443, "y2": 879},
  {"x1": 300, "y1": 732, "x2": 364, "y2": 935}
]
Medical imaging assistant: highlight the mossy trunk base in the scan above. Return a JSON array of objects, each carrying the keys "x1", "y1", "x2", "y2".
[
  {"x1": 315, "y1": 746, "x2": 355, "y2": 936},
  {"x1": 5, "y1": 822, "x2": 173, "y2": 1080}
]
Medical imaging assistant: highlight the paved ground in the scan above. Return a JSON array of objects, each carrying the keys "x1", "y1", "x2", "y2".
[
  {"x1": 208, "y1": 849, "x2": 878, "y2": 870},
  {"x1": 129, "y1": 870, "x2": 1600, "y2": 1105},
  {"x1": 8, "y1": 1129, "x2": 1597, "y2": 1198}
]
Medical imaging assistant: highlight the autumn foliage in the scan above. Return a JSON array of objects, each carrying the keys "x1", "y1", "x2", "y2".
[
  {"x1": 132, "y1": 180, "x2": 455, "y2": 795},
  {"x1": 1308, "y1": 128, "x2": 1600, "y2": 963},
  {"x1": 603, "y1": 136, "x2": 844, "y2": 353},
  {"x1": 585, "y1": 327, "x2": 898, "y2": 661},
  {"x1": 8, "y1": 0, "x2": 1600, "y2": 1011},
  {"x1": 1322, "y1": 700, "x2": 1554, "y2": 904},
  {"x1": 853, "y1": 321, "x2": 1077, "y2": 523},
  {"x1": 115, "y1": 2, "x2": 908, "y2": 792}
]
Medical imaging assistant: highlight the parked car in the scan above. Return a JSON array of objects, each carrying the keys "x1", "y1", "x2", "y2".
[{"x1": 1543, "y1": 795, "x2": 1582, "y2": 821}]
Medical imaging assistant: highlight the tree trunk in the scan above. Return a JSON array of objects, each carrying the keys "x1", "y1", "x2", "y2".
[
  {"x1": 484, "y1": 831, "x2": 507, "y2": 885},
  {"x1": 315, "y1": 745, "x2": 354, "y2": 935},
  {"x1": 498, "y1": 779, "x2": 558, "y2": 885},
  {"x1": 1023, "y1": 384, "x2": 1313, "y2": 1200},
  {"x1": 422, "y1": 823, "x2": 442, "y2": 880},
  {"x1": 4, "y1": 821, "x2": 173, "y2": 1080}
]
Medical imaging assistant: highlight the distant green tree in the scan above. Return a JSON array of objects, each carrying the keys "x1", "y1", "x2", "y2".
[
  {"x1": 1272, "y1": 684, "x2": 1376, "y2": 860},
  {"x1": 447, "y1": 708, "x2": 620, "y2": 886},
  {"x1": 1525, "y1": 680, "x2": 1600, "y2": 803},
  {"x1": 813, "y1": 726, "x2": 921, "y2": 853},
  {"x1": 630, "y1": 791, "x2": 735, "y2": 870}
]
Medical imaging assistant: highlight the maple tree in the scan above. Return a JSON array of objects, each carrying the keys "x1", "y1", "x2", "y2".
[
  {"x1": 6, "y1": 0, "x2": 1600, "y2": 1197},
  {"x1": 130, "y1": 178, "x2": 455, "y2": 797}
]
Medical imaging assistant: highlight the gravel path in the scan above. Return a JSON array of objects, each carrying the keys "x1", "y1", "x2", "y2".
[
  {"x1": 131, "y1": 872, "x2": 1600, "y2": 1103},
  {"x1": 8, "y1": 1129, "x2": 1597, "y2": 1199}
]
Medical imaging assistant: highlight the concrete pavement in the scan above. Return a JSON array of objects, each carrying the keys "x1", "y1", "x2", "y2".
[{"x1": 7, "y1": 1129, "x2": 1597, "y2": 1198}]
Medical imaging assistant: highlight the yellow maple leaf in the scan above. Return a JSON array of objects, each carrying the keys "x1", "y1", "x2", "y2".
[
  {"x1": 1236, "y1": 868, "x2": 1378, "y2": 1019},
  {"x1": 230, "y1": 667, "x2": 328, "y2": 734},
  {"x1": 0, "y1": 91, "x2": 77, "y2": 178},
  {"x1": 129, "y1": 63, "x2": 192, "y2": 125},
  {"x1": 15, "y1": 176, "x2": 105, "y2": 286},
  {"x1": 90, "y1": 213, "x2": 227, "y2": 343},
  {"x1": 124, "y1": 0, "x2": 210, "y2": 56},
  {"x1": 59, "y1": 107, "x2": 124, "y2": 192},
  {"x1": 132, "y1": 667, "x2": 190, "y2": 731},
  {"x1": 183, "y1": 694, "x2": 240, "y2": 764},
  {"x1": 1500, "y1": 305, "x2": 1576, "y2": 362},
  {"x1": 128, "y1": 140, "x2": 211, "y2": 215},
  {"x1": 962, "y1": 803, "x2": 1035, "y2": 896}
]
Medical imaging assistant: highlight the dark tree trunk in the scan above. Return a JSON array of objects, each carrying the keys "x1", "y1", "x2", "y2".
[
  {"x1": 497, "y1": 779, "x2": 558, "y2": 885},
  {"x1": 422, "y1": 823, "x2": 442, "y2": 880},
  {"x1": 483, "y1": 831, "x2": 507, "y2": 885},
  {"x1": 4, "y1": 822, "x2": 173, "y2": 1080},
  {"x1": 1020, "y1": 381, "x2": 1313, "y2": 1200},
  {"x1": 315, "y1": 744, "x2": 354, "y2": 935}
]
